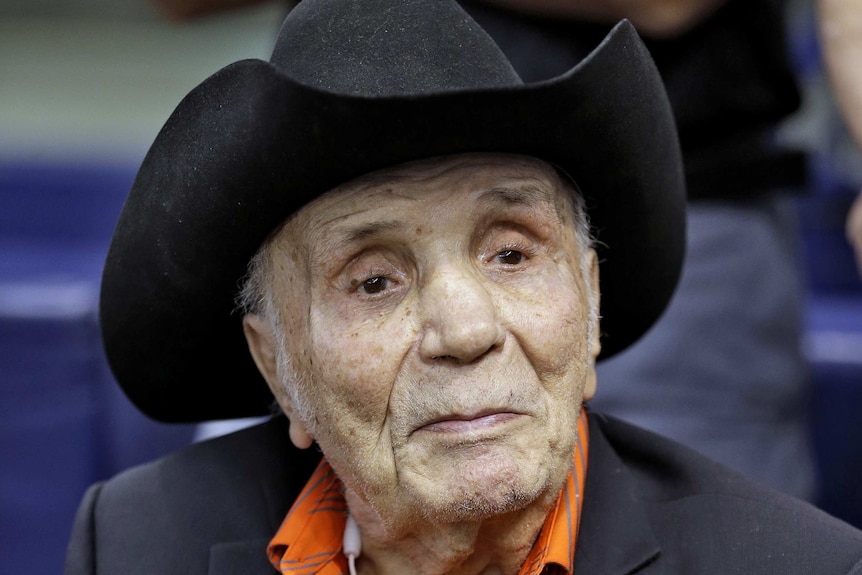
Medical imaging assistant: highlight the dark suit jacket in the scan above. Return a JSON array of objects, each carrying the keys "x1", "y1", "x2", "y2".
[{"x1": 65, "y1": 411, "x2": 862, "y2": 574}]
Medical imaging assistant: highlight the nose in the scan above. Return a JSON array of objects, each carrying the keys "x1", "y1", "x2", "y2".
[{"x1": 418, "y1": 264, "x2": 505, "y2": 364}]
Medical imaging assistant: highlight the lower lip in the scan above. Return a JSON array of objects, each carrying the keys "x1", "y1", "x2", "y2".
[{"x1": 420, "y1": 413, "x2": 521, "y2": 434}]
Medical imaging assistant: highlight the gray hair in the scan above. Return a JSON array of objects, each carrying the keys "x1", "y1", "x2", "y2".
[{"x1": 236, "y1": 243, "x2": 277, "y2": 319}]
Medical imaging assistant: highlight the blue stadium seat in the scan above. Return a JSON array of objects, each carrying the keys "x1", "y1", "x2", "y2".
[{"x1": 0, "y1": 163, "x2": 195, "y2": 575}]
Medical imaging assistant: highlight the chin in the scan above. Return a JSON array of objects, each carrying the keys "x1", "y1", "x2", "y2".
[
  {"x1": 438, "y1": 485, "x2": 539, "y2": 523},
  {"x1": 407, "y1": 449, "x2": 555, "y2": 523}
]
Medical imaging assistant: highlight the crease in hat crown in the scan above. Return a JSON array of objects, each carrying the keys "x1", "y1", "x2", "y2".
[{"x1": 269, "y1": 0, "x2": 523, "y2": 95}]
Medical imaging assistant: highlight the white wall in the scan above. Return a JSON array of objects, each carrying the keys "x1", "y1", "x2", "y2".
[{"x1": 0, "y1": 0, "x2": 283, "y2": 164}]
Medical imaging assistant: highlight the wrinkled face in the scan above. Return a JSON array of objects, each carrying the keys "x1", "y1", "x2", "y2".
[{"x1": 251, "y1": 154, "x2": 600, "y2": 531}]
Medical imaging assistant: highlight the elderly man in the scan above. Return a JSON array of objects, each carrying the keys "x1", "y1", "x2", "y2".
[{"x1": 66, "y1": 1, "x2": 862, "y2": 574}]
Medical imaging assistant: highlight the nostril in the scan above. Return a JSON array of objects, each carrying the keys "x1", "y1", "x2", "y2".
[{"x1": 431, "y1": 355, "x2": 459, "y2": 362}]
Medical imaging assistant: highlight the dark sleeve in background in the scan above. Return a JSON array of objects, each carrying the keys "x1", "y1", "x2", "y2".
[{"x1": 459, "y1": 0, "x2": 806, "y2": 200}]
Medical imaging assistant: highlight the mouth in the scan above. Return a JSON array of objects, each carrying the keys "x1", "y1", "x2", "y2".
[{"x1": 416, "y1": 411, "x2": 524, "y2": 435}]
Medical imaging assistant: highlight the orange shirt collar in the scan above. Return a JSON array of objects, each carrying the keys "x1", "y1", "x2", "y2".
[{"x1": 268, "y1": 409, "x2": 589, "y2": 575}]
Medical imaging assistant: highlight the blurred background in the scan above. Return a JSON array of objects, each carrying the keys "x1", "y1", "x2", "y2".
[
  {"x1": 1, "y1": 0, "x2": 860, "y2": 573},
  {"x1": 0, "y1": 1, "x2": 283, "y2": 572}
]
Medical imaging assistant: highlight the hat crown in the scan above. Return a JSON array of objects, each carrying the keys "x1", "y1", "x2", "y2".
[{"x1": 270, "y1": 0, "x2": 521, "y2": 96}]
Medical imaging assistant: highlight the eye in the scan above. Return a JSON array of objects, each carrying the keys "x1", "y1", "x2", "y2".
[
  {"x1": 496, "y1": 249, "x2": 525, "y2": 265},
  {"x1": 343, "y1": 253, "x2": 406, "y2": 299},
  {"x1": 359, "y1": 276, "x2": 390, "y2": 294}
]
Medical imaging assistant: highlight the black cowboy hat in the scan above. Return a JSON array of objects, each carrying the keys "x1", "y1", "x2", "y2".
[{"x1": 101, "y1": 0, "x2": 685, "y2": 422}]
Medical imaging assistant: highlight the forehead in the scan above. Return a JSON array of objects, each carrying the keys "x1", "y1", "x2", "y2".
[{"x1": 284, "y1": 153, "x2": 573, "y2": 241}]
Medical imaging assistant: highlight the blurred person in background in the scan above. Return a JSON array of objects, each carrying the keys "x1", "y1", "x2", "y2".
[
  {"x1": 151, "y1": 0, "x2": 862, "y2": 501},
  {"x1": 817, "y1": 0, "x2": 862, "y2": 274}
]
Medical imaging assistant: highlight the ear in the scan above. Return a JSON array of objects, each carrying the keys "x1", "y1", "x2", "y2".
[
  {"x1": 584, "y1": 248, "x2": 601, "y2": 401},
  {"x1": 243, "y1": 314, "x2": 279, "y2": 390},
  {"x1": 288, "y1": 419, "x2": 315, "y2": 450},
  {"x1": 243, "y1": 314, "x2": 315, "y2": 450}
]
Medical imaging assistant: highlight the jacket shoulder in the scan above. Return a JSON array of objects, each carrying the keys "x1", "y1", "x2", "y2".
[
  {"x1": 65, "y1": 416, "x2": 319, "y2": 575},
  {"x1": 587, "y1": 412, "x2": 862, "y2": 574}
]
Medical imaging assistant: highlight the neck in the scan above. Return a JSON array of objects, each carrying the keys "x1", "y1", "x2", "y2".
[{"x1": 344, "y1": 487, "x2": 557, "y2": 575}]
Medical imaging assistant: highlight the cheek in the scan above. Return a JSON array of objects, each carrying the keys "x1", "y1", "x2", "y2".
[
  {"x1": 506, "y1": 267, "x2": 592, "y2": 381},
  {"x1": 305, "y1": 301, "x2": 416, "y2": 426}
]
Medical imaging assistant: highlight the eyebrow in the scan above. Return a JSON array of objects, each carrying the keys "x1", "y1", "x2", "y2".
[
  {"x1": 475, "y1": 184, "x2": 553, "y2": 211},
  {"x1": 310, "y1": 182, "x2": 557, "y2": 262},
  {"x1": 337, "y1": 220, "x2": 406, "y2": 244},
  {"x1": 315, "y1": 220, "x2": 408, "y2": 262},
  {"x1": 328, "y1": 186, "x2": 551, "y2": 246}
]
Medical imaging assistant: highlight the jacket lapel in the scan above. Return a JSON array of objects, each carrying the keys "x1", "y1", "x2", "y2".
[
  {"x1": 207, "y1": 416, "x2": 322, "y2": 575},
  {"x1": 573, "y1": 412, "x2": 662, "y2": 574}
]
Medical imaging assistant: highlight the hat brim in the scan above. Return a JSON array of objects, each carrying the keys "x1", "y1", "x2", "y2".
[{"x1": 101, "y1": 20, "x2": 685, "y2": 422}]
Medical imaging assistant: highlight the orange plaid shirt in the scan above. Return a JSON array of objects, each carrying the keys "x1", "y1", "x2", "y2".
[{"x1": 268, "y1": 409, "x2": 589, "y2": 575}]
